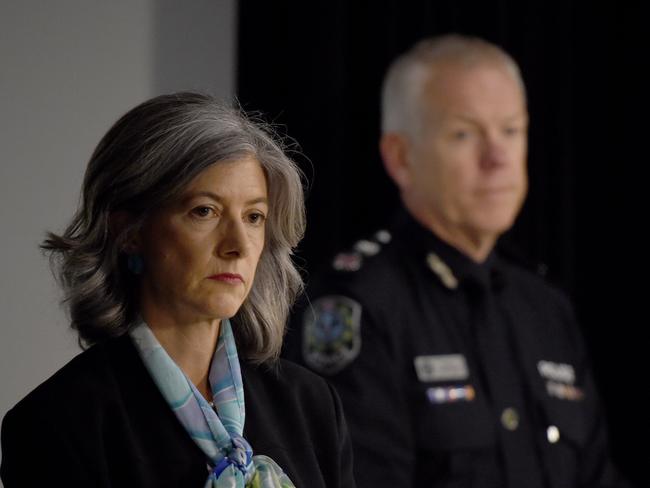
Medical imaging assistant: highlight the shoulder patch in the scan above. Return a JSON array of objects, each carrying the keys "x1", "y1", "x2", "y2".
[{"x1": 302, "y1": 295, "x2": 362, "y2": 375}]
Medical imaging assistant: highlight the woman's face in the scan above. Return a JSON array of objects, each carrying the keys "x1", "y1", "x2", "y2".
[{"x1": 136, "y1": 156, "x2": 268, "y2": 325}]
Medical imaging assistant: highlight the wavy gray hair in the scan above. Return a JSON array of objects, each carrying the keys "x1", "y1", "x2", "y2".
[
  {"x1": 43, "y1": 92, "x2": 306, "y2": 363},
  {"x1": 381, "y1": 34, "x2": 526, "y2": 138}
]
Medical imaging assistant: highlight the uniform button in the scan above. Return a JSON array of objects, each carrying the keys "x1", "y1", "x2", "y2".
[
  {"x1": 500, "y1": 407, "x2": 520, "y2": 431},
  {"x1": 547, "y1": 425, "x2": 560, "y2": 444}
]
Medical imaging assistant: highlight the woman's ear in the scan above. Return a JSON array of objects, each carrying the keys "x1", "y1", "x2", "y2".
[
  {"x1": 379, "y1": 133, "x2": 413, "y2": 191},
  {"x1": 109, "y1": 211, "x2": 141, "y2": 253}
]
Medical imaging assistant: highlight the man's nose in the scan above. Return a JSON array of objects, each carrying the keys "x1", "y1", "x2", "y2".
[{"x1": 479, "y1": 133, "x2": 509, "y2": 170}]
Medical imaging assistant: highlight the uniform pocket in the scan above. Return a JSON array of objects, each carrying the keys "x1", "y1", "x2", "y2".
[
  {"x1": 415, "y1": 386, "x2": 496, "y2": 450},
  {"x1": 534, "y1": 393, "x2": 589, "y2": 487},
  {"x1": 414, "y1": 389, "x2": 502, "y2": 487},
  {"x1": 538, "y1": 395, "x2": 589, "y2": 449}
]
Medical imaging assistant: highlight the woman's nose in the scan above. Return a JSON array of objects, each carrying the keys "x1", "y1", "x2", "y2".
[{"x1": 216, "y1": 218, "x2": 250, "y2": 259}]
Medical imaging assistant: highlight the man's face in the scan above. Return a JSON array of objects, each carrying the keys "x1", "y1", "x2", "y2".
[{"x1": 404, "y1": 62, "x2": 528, "y2": 248}]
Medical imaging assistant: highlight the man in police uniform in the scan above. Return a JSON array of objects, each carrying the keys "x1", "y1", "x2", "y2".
[{"x1": 284, "y1": 35, "x2": 629, "y2": 487}]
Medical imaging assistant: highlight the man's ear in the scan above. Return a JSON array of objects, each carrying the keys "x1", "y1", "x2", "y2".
[
  {"x1": 109, "y1": 211, "x2": 141, "y2": 253},
  {"x1": 380, "y1": 132, "x2": 413, "y2": 190}
]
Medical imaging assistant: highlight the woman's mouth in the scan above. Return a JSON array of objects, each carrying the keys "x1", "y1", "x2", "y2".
[{"x1": 207, "y1": 273, "x2": 244, "y2": 284}]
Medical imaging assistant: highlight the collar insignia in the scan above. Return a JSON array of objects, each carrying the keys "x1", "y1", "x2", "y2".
[{"x1": 426, "y1": 252, "x2": 459, "y2": 289}]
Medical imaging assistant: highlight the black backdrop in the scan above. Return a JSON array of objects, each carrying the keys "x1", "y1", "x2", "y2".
[{"x1": 237, "y1": 1, "x2": 647, "y2": 484}]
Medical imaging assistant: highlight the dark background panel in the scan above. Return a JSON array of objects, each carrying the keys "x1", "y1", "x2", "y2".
[{"x1": 238, "y1": 1, "x2": 647, "y2": 484}]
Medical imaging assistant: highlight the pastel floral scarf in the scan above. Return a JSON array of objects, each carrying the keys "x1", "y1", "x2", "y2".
[{"x1": 129, "y1": 319, "x2": 295, "y2": 488}]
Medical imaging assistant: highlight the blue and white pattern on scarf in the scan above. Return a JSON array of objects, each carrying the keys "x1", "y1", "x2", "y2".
[{"x1": 129, "y1": 319, "x2": 295, "y2": 488}]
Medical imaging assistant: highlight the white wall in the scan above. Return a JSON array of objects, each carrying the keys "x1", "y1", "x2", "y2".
[{"x1": 0, "y1": 0, "x2": 235, "y2": 472}]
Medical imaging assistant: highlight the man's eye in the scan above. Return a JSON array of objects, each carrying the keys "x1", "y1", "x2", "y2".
[
  {"x1": 504, "y1": 126, "x2": 522, "y2": 136},
  {"x1": 451, "y1": 130, "x2": 470, "y2": 140}
]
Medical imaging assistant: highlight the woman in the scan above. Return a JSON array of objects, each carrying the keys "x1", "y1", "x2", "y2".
[{"x1": 0, "y1": 93, "x2": 355, "y2": 487}]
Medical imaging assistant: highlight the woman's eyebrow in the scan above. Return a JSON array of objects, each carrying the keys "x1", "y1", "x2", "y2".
[{"x1": 183, "y1": 191, "x2": 268, "y2": 206}]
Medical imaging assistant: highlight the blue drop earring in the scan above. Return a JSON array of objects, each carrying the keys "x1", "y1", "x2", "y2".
[{"x1": 127, "y1": 254, "x2": 144, "y2": 275}]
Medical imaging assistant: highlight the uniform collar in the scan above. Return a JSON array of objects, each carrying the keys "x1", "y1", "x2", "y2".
[{"x1": 389, "y1": 209, "x2": 505, "y2": 292}]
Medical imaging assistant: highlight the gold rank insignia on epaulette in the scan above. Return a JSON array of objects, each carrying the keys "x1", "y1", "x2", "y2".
[
  {"x1": 353, "y1": 239, "x2": 381, "y2": 256},
  {"x1": 331, "y1": 230, "x2": 392, "y2": 272},
  {"x1": 426, "y1": 252, "x2": 459, "y2": 289},
  {"x1": 332, "y1": 252, "x2": 363, "y2": 272}
]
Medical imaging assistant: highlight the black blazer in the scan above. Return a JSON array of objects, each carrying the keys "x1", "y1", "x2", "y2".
[{"x1": 1, "y1": 335, "x2": 355, "y2": 487}]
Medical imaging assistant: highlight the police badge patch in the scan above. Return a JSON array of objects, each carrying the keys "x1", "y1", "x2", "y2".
[{"x1": 302, "y1": 295, "x2": 362, "y2": 375}]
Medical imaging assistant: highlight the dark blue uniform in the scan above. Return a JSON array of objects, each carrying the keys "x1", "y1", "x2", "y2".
[{"x1": 284, "y1": 210, "x2": 627, "y2": 487}]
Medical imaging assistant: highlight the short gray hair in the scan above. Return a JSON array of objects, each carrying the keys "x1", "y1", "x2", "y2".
[
  {"x1": 381, "y1": 34, "x2": 526, "y2": 137},
  {"x1": 43, "y1": 92, "x2": 306, "y2": 363}
]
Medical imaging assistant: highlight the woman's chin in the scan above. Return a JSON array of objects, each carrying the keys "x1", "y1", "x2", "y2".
[{"x1": 204, "y1": 301, "x2": 245, "y2": 322}]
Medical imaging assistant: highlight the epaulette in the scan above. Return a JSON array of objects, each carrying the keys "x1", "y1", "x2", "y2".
[{"x1": 331, "y1": 229, "x2": 392, "y2": 272}]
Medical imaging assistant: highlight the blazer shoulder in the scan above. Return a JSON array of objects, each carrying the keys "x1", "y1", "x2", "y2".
[
  {"x1": 242, "y1": 358, "x2": 343, "y2": 420},
  {"x1": 243, "y1": 358, "x2": 332, "y2": 394},
  {"x1": 6, "y1": 337, "x2": 126, "y2": 420}
]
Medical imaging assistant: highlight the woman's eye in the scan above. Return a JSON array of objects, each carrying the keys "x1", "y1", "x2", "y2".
[
  {"x1": 247, "y1": 212, "x2": 266, "y2": 225},
  {"x1": 191, "y1": 206, "x2": 215, "y2": 218}
]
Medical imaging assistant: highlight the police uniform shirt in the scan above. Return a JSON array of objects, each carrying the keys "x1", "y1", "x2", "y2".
[{"x1": 284, "y1": 209, "x2": 626, "y2": 488}]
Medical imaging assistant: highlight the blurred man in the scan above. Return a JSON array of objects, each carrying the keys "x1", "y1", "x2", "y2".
[{"x1": 285, "y1": 34, "x2": 628, "y2": 487}]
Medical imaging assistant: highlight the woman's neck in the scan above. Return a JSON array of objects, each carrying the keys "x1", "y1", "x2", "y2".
[{"x1": 140, "y1": 306, "x2": 221, "y2": 401}]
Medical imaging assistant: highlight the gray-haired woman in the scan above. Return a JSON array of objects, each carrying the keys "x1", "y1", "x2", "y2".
[{"x1": 0, "y1": 93, "x2": 355, "y2": 488}]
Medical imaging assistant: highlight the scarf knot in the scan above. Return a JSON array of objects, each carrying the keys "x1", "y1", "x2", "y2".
[{"x1": 211, "y1": 435, "x2": 253, "y2": 480}]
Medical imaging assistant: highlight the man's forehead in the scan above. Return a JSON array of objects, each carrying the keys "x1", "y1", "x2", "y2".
[
  {"x1": 425, "y1": 59, "x2": 522, "y2": 92},
  {"x1": 425, "y1": 55, "x2": 520, "y2": 82},
  {"x1": 440, "y1": 112, "x2": 529, "y2": 126},
  {"x1": 420, "y1": 61, "x2": 526, "y2": 120}
]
